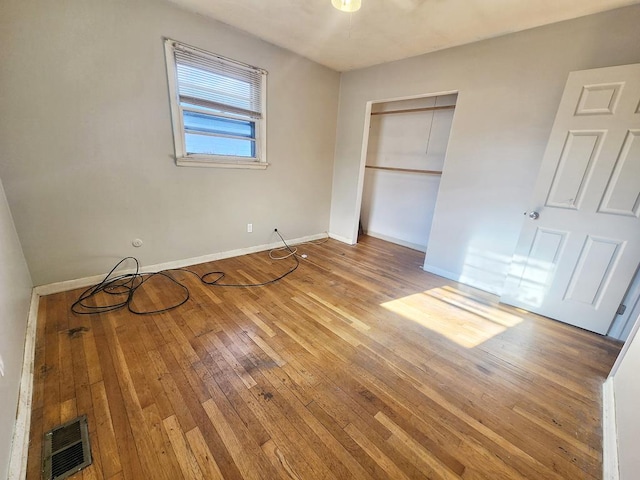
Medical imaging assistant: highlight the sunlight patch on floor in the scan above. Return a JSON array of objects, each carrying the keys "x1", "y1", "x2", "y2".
[{"x1": 381, "y1": 286, "x2": 523, "y2": 348}]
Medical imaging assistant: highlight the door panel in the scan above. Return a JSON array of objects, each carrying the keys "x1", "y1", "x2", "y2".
[
  {"x1": 575, "y1": 82, "x2": 624, "y2": 115},
  {"x1": 514, "y1": 228, "x2": 567, "y2": 307},
  {"x1": 599, "y1": 130, "x2": 640, "y2": 216},
  {"x1": 564, "y1": 236, "x2": 622, "y2": 306},
  {"x1": 545, "y1": 131, "x2": 604, "y2": 209},
  {"x1": 501, "y1": 63, "x2": 640, "y2": 334}
]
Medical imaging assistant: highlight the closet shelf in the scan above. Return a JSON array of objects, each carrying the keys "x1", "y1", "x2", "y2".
[
  {"x1": 371, "y1": 105, "x2": 455, "y2": 116},
  {"x1": 365, "y1": 165, "x2": 443, "y2": 175}
]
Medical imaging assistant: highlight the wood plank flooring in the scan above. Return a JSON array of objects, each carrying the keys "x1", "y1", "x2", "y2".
[{"x1": 26, "y1": 235, "x2": 622, "y2": 479}]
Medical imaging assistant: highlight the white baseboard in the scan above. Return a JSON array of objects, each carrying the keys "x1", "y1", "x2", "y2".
[
  {"x1": 8, "y1": 290, "x2": 40, "y2": 480},
  {"x1": 602, "y1": 377, "x2": 619, "y2": 480},
  {"x1": 364, "y1": 231, "x2": 426, "y2": 253},
  {"x1": 422, "y1": 264, "x2": 466, "y2": 285},
  {"x1": 328, "y1": 232, "x2": 354, "y2": 245},
  {"x1": 34, "y1": 233, "x2": 328, "y2": 296},
  {"x1": 422, "y1": 263, "x2": 502, "y2": 296}
]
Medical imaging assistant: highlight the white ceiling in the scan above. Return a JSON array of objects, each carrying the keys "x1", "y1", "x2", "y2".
[{"x1": 167, "y1": 0, "x2": 640, "y2": 71}]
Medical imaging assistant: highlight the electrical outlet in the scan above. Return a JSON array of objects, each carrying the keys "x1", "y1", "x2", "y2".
[
  {"x1": 132, "y1": 238, "x2": 143, "y2": 247},
  {"x1": 247, "y1": 223, "x2": 253, "y2": 233}
]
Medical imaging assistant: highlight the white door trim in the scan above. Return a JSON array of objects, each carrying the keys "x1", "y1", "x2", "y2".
[
  {"x1": 8, "y1": 290, "x2": 39, "y2": 480},
  {"x1": 602, "y1": 377, "x2": 620, "y2": 480}
]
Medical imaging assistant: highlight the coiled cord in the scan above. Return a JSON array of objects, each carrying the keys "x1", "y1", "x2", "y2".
[{"x1": 71, "y1": 229, "x2": 301, "y2": 316}]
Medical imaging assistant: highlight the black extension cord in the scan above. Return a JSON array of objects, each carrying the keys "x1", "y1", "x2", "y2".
[{"x1": 71, "y1": 229, "x2": 299, "y2": 316}]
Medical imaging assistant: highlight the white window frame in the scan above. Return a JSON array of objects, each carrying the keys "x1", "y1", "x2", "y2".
[{"x1": 164, "y1": 39, "x2": 268, "y2": 169}]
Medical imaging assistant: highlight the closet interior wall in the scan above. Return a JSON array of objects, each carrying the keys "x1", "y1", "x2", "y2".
[{"x1": 360, "y1": 94, "x2": 457, "y2": 251}]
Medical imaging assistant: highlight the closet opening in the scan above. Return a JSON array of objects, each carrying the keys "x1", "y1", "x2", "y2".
[{"x1": 358, "y1": 92, "x2": 458, "y2": 255}]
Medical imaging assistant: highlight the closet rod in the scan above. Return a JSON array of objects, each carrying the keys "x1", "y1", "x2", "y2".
[
  {"x1": 365, "y1": 165, "x2": 442, "y2": 175},
  {"x1": 371, "y1": 105, "x2": 455, "y2": 116}
]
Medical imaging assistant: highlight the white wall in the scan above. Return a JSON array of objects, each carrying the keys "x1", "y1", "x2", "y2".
[
  {"x1": 330, "y1": 5, "x2": 640, "y2": 294},
  {"x1": 612, "y1": 315, "x2": 640, "y2": 479},
  {"x1": 0, "y1": 0, "x2": 340, "y2": 286},
  {"x1": 361, "y1": 171, "x2": 441, "y2": 251},
  {"x1": 0, "y1": 176, "x2": 33, "y2": 479},
  {"x1": 361, "y1": 95, "x2": 456, "y2": 251}
]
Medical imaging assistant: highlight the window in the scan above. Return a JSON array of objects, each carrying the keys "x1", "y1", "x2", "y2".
[{"x1": 164, "y1": 39, "x2": 268, "y2": 168}]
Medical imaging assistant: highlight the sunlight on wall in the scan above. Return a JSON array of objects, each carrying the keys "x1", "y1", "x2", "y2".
[
  {"x1": 381, "y1": 286, "x2": 523, "y2": 348},
  {"x1": 457, "y1": 246, "x2": 512, "y2": 295},
  {"x1": 457, "y1": 244, "x2": 557, "y2": 309},
  {"x1": 502, "y1": 253, "x2": 558, "y2": 309}
]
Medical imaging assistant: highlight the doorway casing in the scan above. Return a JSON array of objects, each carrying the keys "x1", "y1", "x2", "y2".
[{"x1": 351, "y1": 90, "x2": 460, "y2": 248}]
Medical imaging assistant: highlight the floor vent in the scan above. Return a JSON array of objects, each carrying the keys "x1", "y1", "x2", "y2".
[{"x1": 43, "y1": 415, "x2": 92, "y2": 480}]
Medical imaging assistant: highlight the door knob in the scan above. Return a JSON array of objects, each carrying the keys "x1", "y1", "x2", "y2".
[{"x1": 524, "y1": 211, "x2": 540, "y2": 220}]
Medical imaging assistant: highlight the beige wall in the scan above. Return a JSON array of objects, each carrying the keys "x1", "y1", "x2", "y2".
[
  {"x1": 330, "y1": 5, "x2": 640, "y2": 294},
  {"x1": 0, "y1": 0, "x2": 340, "y2": 285},
  {"x1": 0, "y1": 176, "x2": 32, "y2": 478}
]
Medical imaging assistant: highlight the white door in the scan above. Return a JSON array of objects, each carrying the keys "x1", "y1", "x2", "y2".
[{"x1": 501, "y1": 63, "x2": 640, "y2": 335}]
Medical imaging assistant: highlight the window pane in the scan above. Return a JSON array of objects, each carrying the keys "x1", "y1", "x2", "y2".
[
  {"x1": 183, "y1": 111, "x2": 254, "y2": 138},
  {"x1": 167, "y1": 40, "x2": 267, "y2": 165},
  {"x1": 185, "y1": 133, "x2": 255, "y2": 157}
]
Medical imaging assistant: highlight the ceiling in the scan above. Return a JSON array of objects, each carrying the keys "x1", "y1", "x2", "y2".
[{"x1": 166, "y1": 0, "x2": 640, "y2": 71}]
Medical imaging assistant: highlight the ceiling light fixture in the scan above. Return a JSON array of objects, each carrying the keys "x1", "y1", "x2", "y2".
[{"x1": 332, "y1": 0, "x2": 361, "y2": 13}]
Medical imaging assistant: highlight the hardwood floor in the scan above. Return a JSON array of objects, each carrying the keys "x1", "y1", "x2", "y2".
[{"x1": 26, "y1": 235, "x2": 622, "y2": 479}]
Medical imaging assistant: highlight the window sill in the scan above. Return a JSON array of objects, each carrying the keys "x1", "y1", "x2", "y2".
[{"x1": 176, "y1": 157, "x2": 269, "y2": 170}]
